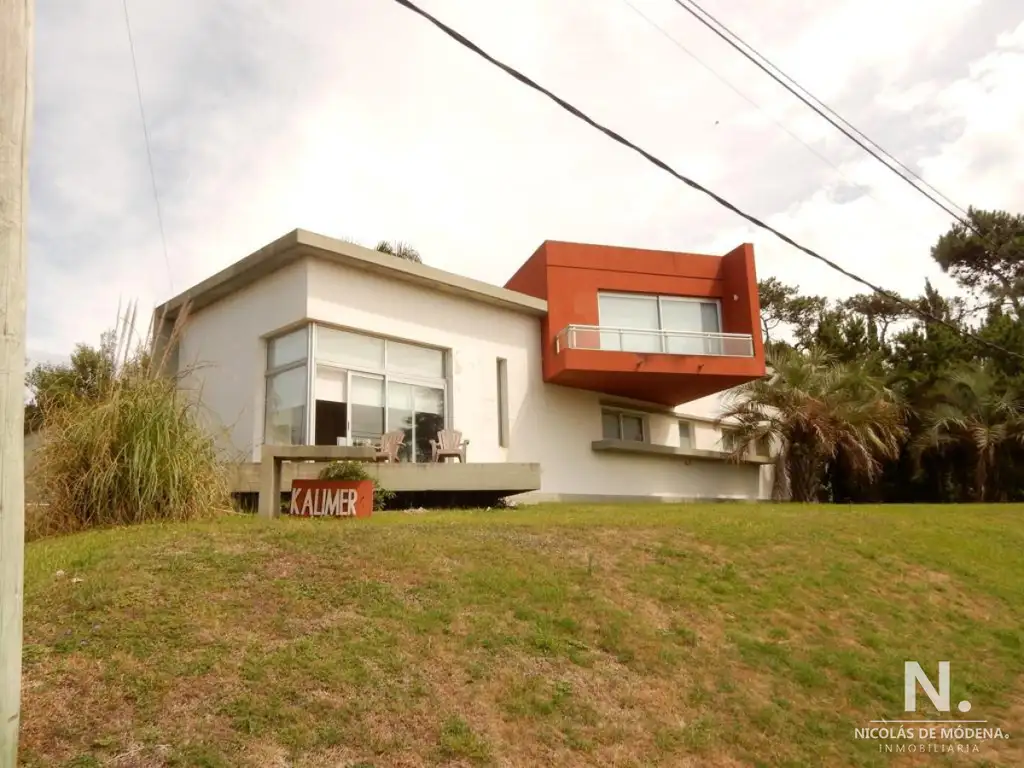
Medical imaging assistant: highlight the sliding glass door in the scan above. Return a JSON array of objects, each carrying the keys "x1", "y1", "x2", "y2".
[
  {"x1": 412, "y1": 385, "x2": 444, "y2": 462},
  {"x1": 300, "y1": 325, "x2": 450, "y2": 460},
  {"x1": 597, "y1": 292, "x2": 723, "y2": 354},
  {"x1": 597, "y1": 293, "x2": 661, "y2": 352},
  {"x1": 387, "y1": 381, "x2": 445, "y2": 462},
  {"x1": 349, "y1": 373, "x2": 385, "y2": 445},
  {"x1": 312, "y1": 369, "x2": 385, "y2": 448},
  {"x1": 660, "y1": 298, "x2": 722, "y2": 354}
]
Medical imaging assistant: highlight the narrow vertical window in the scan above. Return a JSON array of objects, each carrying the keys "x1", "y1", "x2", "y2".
[
  {"x1": 678, "y1": 420, "x2": 693, "y2": 450},
  {"x1": 496, "y1": 357, "x2": 509, "y2": 447}
]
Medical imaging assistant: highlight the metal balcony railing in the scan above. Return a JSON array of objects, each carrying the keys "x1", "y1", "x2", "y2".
[{"x1": 554, "y1": 324, "x2": 755, "y2": 357}]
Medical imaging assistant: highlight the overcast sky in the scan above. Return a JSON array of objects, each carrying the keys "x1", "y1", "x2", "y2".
[{"x1": 26, "y1": 0, "x2": 1024, "y2": 366}]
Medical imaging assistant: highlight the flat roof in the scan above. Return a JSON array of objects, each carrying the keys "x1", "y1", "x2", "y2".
[{"x1": 153, "y1": 229, "x2": 548, "y2": 322}]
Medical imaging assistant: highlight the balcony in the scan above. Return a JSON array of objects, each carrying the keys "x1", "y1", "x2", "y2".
[
  {"x1": 554, "y1": 324, "x2": 755, "y2": 358},
  {"x1": 547, "y1": 324, "x2": 764, "y2": 407}
]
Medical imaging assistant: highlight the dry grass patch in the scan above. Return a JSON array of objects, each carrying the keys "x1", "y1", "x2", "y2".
[{"x1": 18, "y1": 504, "x2": 1024, "y2": 766}]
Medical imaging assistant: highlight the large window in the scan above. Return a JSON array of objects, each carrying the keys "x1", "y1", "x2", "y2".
[
  {"x1": 311, "y1": 326, "x2": 448, "y2": 462},
  {"x1": 265, "y1": 327, "x2": 309, "y2": 445},
  {"x1": 598, "y1": 292, "x2": 722, "y2": 355}
]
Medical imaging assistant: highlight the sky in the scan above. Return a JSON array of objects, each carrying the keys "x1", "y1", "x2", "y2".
[{"x1": 26, "y1": 0, "x2": 1024, "y2": 367}]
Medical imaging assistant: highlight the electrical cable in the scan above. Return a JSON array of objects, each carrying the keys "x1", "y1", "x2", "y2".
[
  {"x1": 387, "y1": 0, "x2": 1024, "y2": 361},
  {"x1": 122, "y1": 0, "x2": 174, "y2": 293},
  {"x1": 616, "y1": 0, "x2": 856, "y2": 185},
  {"x1": 669, "y1": 0, "x2": 1018, "y2": 321},
  {"x1": 668, "y1": 0, "x2": 972, "y2": 223}
]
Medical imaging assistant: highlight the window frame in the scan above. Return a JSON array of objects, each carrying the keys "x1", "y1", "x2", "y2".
[
  {"x1": 496, "y1": 357, "x2": 509, "y2": 448},
  {"x1": 306, "y1": 323, "x2": 451, "y2": 459},
  {"x1": 753, "y1": 435, "x2": 772, "y2": 458},
  {"x1": 264, "y1": 324, "x2": 313, "y2": 445},
  {"x1": 720, "y1": 427, "x2": 740, "y2": 454},
  {"x1": 678, "y1": 419, "x2": 694, "y2": 450},
  {"x1": 601, "y1": 406, "x2": 648, "y2": 443},
  {"x1": 597, "y1": 292, "x2": 723, "y2": 337}
]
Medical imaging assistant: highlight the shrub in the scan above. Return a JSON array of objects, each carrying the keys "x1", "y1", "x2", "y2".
[
  {"x1": 318, "y1": 461, "x2": 395, "y2": 511},
  {"x1": 30, "y1": 303, "x2": 229, "y2": 538}
]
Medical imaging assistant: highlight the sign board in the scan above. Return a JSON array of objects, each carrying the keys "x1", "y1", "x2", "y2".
[{"x1": 289, "y1": 479, "x2": 373, "y2": 518}]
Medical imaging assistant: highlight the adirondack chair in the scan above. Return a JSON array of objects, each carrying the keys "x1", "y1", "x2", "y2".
[
  {"x1": 372, "y1": 430, "x2": 405, "y2": 463},
  {"x1": 430, "y1": 429, "x2": 469, "y2": 463}
]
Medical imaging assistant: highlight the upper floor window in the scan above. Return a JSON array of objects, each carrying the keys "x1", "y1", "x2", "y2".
[
  {"x1": 597, "y1": 292, "x2": 722, "y2": 355},
  {"x1": 602, "y1": 408, "x2": 646, "y2": 442}
]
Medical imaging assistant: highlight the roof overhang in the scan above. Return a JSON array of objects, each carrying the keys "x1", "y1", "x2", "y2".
[{"x1": 153, "y1": 229, "x2": 549, "y2": 325}]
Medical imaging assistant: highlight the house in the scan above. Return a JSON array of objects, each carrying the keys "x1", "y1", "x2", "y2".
[{"x1": 152, "y1": 229, "x2": 773, "y2": 503}]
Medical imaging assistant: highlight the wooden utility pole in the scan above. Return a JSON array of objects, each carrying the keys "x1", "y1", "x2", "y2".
[{"x1": 0, "y1": 0, "x2": 32, "y2": 765}]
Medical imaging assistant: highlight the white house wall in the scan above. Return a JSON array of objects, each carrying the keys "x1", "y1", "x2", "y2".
[
  {"x1": 305, "y1": 258, "x2": 538, "y2": 462},
  {"x1": 304, "y1": 257, "x2": 768, "y2": 501},
  {"x1": 509, "y1": 384, "x2": 764, "y2": 501},
  {"x1": 176, "y1": 259, "x2": 309, "y2": 460},
  {"x1": 675, "y1": 391, "x2": 775, "y2": 499},
  {"x1": 174, "y1": 255, "x2": 770, "y2": 500}
]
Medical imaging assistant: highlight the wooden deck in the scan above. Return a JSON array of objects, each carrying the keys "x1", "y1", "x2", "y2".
[{"x1": 227, "y1": 461, "x2": 542, "y2": 495}]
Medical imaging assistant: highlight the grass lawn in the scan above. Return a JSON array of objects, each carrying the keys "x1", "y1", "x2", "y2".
[{"x1": 18, "y1": 504, "x2": 1024, "y2": 767}]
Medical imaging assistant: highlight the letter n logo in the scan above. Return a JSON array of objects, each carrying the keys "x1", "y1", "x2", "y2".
[{"x1": 905, "y1": 661, "x2": 950, "y2": 712}]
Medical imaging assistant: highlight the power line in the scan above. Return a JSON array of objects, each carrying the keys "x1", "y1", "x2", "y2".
[
  {"x1": 616, "y1": 0, "x2": 858, "y2": 188},
  {"x1": 614, "y1": 0, "x2": 934, "y2": 244},
  {"x1": 618, "y1": 0, "x2": 1013, "y2": 324},
  {"x1": 667, "y1": 0, "x2": 971, "y2": 223},
  {"x1": 387, "y1": 0, "x2": 1024, "y2": 362},
  {"x1": 121, "y1": 0, "x2": 174, "y2": 293},
  {"x1": 653, "y1": 0, "x2": 1016, "y2": 318},
  {"x1": 668, "y1": 0, "x2": 1018, "y2": 313}
]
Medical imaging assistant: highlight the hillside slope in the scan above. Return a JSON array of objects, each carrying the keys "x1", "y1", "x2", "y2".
[{"x1": 19, "y1": 504, "x2": 1024, "y2": 767}]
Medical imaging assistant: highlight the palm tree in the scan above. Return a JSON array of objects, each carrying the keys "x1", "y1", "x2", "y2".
[
  {"x1": 718, "y1": 347, "x2": 906, "y2": 502},
  {"x1": 912, "y1": 367, "x2": 1024, "y2": 502},
  {"x1": 375, "y1": 240, "x2": 422, "y2": 263}
]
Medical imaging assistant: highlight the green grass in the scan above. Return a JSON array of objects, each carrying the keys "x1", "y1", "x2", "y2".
[{"x1": 19, "y1": 504, "x2": 1024, "y2": 767}]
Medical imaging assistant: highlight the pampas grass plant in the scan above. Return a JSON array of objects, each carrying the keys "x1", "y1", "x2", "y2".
[{"x1": 30, "y1": 301, "x2": 229, "y2": 538}]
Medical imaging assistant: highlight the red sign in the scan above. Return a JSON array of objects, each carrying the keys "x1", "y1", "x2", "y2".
[{"x1": 289, "y1": 480, "x2": 373, "y2": 518}]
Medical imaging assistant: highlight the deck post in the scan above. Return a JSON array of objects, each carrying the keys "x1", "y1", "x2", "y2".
[
  {"x1": 257, "y1": 444, "x2": 377, "y2": 519},
  {"x1": 257, "y1": 445, "x2": 281, "y2": 519}
]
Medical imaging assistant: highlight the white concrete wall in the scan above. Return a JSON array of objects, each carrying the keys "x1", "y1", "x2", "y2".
[
  {"x1": 306, "y1": 257, "x2": 768, "y2": 501},
  {"x1": 675, "y1": 391, "x2": 775, "y2": 498},
  {"x1": 673, "y1": 392, "x2": 744, "y2": 454},
  {"x1": 305, "y1": 258, "x2": 538, "y2": 463},
  {"x1": 508, "y1": 385, "x2": 764, "y2": 501},
  {"x1": 176, "y1": 259, "x2": 309, "y2": 461},
  {"x1": 179, "y1": 255, "x2": 771, "y2": 500}
]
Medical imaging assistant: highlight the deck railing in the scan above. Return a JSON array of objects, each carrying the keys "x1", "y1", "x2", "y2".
[{"x1": 554, "y1": 324, "x2": 755, "y2": 357}]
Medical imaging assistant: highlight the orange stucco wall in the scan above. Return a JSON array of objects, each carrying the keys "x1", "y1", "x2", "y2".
[{"x1": 504, "y1": 240, "x2": 766, "y2": 406}]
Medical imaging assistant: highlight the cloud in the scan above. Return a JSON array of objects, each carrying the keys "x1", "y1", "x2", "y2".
[{"x1": 26, "y1": 0, "x2": 1024, "y2": 360}]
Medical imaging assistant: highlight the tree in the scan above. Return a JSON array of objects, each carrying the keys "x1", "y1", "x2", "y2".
[
  {"x1": 719, "y1": 348, "x2": 906, "y2": 502},
  {"x1": 840, "y1": 291, "x2": 912, "y2": 348},
  {"x1": 757, "y1": 277, "x2": 798, "y2": 347},
  {"x1": 376, "y1": 240, "x2": 422, "y2": 263},
  {"x1": 912, "y1": 367, "x2": 1024, "y2": 502},
  {"x1": 24, "y1": 331, "x2": 117, "y2": 432},
  {"x1": 747, "y1": 209, "x2": 1024, "y2": 504},
  {"x1": 931, "y1": 207, "x2": 1024, "y2": 318}
]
